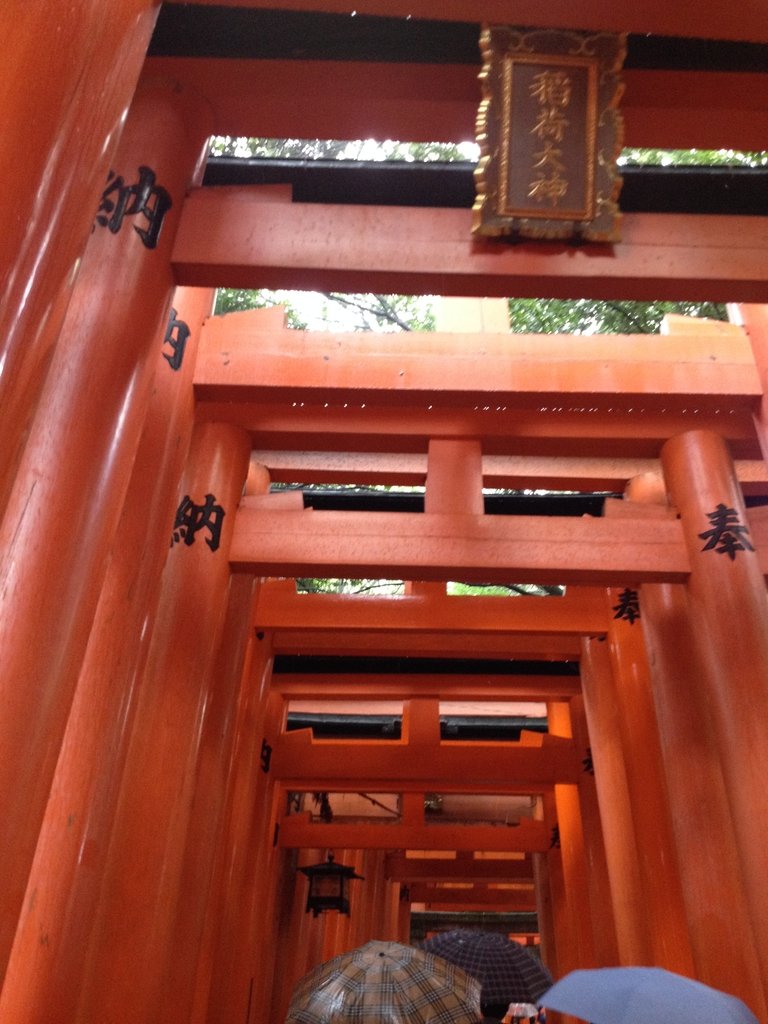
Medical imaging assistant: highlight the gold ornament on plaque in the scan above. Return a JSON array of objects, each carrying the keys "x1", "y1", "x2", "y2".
[{"x1": 473, "y1": 26, "x2": 626, "y2": 242}]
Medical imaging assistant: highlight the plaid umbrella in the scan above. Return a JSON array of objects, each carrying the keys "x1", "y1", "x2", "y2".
[
  {"x1": 286, "y1": 939, "x2": 482, "y2": 1024},
  {"x1": 421, "y1": 930, "x2": 552, "y2": 1007}
]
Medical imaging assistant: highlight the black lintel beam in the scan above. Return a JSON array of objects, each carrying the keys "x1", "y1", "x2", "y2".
[
  {"x1": 203, "y1": 158, "x2": 768, "y2": 216},
  {"x1": 150, "y1": 6, "x2": 768, "y2": 72}
]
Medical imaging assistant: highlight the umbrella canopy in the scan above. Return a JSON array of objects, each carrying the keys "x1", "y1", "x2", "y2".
[
  {"x1": 420, "y1": 929, "x2": 553, "y2": 1006},
  {"x1": 540, "y1": 966, "x2": 760, "y2": 1024},
  {"x1": 286, "y1": 939, "x2": 483, "y2": 1024}
]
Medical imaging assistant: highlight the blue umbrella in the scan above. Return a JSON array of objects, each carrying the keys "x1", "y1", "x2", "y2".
[{"x1": 540, "y1": 966, "x2": 759, "y2": 1024}]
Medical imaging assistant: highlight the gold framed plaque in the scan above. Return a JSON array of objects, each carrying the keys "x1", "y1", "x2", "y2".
[{"x1": 473, "y1": 26, "x2": 626, "y2": 242}]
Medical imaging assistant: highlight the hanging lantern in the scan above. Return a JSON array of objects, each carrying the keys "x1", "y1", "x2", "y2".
[{"x1": 299, "y1": 853, "x2": 364, "y2": 917}]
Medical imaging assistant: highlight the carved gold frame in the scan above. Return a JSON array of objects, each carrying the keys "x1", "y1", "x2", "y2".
[{"x1": 473, "y1": 26, "x2": 626, "y2": 242}]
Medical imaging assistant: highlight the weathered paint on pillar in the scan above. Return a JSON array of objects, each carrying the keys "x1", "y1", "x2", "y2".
[
  {"x1": 0, "y1": 287, "x2": 213, "y2": 1022},
  {"x1": 579, "y1": 637, "x2": 653, "y2": 964},
  {"x1": 0, "y1": 1, "x2": 160, "y2": 517},
  {"x1": 661, "y1": 429, "x2": 768, "y2": 987},
  {"x1": 74, "y1": 420, "x2": 251, "y2": 1022},
  {"x1": 602, "y1": 580, "x2": 694, "y2": 975},
  {"x1": 0, "y1": 81, "x2": 210, "y2": 981}
]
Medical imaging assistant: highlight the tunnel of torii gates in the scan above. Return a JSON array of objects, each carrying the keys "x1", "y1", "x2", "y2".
[{"x1": 5, "y1": 3, "x2": 768, "y2": 1024}]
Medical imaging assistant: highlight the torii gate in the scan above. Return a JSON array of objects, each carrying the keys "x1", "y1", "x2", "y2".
[{"x1": 3, "y1": 4, "x2": 768, "y2": 1024}]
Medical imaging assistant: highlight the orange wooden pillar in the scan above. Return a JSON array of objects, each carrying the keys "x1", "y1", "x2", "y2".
[
  {"x1": 73, "y1": 420, "x2": 250, "y2": 1022},
  {"x1": 640, "y1": 580, "x2": 767, "y2": 1015},
  {"x1": 195, "y1": 626, "x2": 275, "y2": 1024},
  {"x1": 0, "y1": 81, "x2": 210, "y2": 982},
  {"x1": 0, "y1": 287, "x2": 213, "y2": 1022},
  {"x1": 208, "y1": 684, "x2": 284, "y2": 1024},
  {"x1": 540, "y1": 789, "x2": 575, "y2": 979},
  {"x1": 425, "y1": 438, "x2": 484, "y2": 515},
  {"x1": 579, "y1": 637, "x2": 653, "y2": 964},
  {"x1": 623, "y1": 471, "x2": 766, "y2": 1013},
  {"x1": 0, "y1": 1, "x2": 160, "y2": 516},
  {"x1": 531, "y1": 844, "x2": 558, "y2": 977},
  {"x1": 158, "y1": 571, "x2": 261, "y2": 1024},
  {"x1": 661, "y1": 429, "x2": 768, "y2": 987},
  {"x1": 268, "y1": 848, "x2": 326, "y2": 1024},
  {"x1": 548, "y1": 701, "x2": 596, "y2": 971},
  {"x1": 568, "y1": 695, "x2": 619, "y2": 966},
  {"x1": 601, "y1": 578, "x2": 694, "y2": 975},
  {"x1": 396, "y1": 884, "x2": 412, "y2": 944}
]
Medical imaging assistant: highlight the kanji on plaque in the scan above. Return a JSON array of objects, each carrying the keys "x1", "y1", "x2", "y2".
[{"x1": 473, "y1": 27, "x2": 625, "y2": 241}]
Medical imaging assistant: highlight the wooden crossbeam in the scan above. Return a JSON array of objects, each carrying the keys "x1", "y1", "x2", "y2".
[
  {"x1": 406, "y1": 885, "x2": 537, "y2": 910},
  {"x1": 195, "y1": 321, "x2": 760, "y2": 408},
  {"x1": 252, "y1": 451, "x2": 768, "y2": 494},
  {"x1": 273, "y1": 674, "x2": 581, "y2": 702},
  {"x1": 174, "y1": 188, "x2": 768, "y2": 302},
  {"x1": 200, "y1": 400, "x2": 761, "y2": 460},
  {"x1": 385, "y1": 853, "x2": 533, "y2": 883},
  {"x1": 278, "y1": 812, "x2": 551, "y2": 852},
  {"x1": 255, "y1": 583, "x2": 610, "y2": 636},
  {"x1": 270, "y1": 629, "x2": 582, "y2": 659},
  {"x1": 273, "y1": 732, "x2": 582, "y2": 788},
  {"x1": 231, "y1": 506, "x2": 690, "y2": 585},
  {"x1": 147, "y1": 57, "x2": 768, "y2": 151}
]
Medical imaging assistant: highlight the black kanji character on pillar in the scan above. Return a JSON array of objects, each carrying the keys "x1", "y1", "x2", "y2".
[
  {"x1": 612, "y1": 586, "x2": 641, "y2": 623},
  {"x1": 698, "y1": 503, "x2": 755, "y2": 561},
  {"x1": 94, "y1": 166, "x2": 172, "y2": 249},
  {"x1": 162, "y1": 307, "x2": 190, "y2": 371},
  {"x1": 549, "y1": 823, "x2": 561, "y2": 849},
  {"x1": 170, "y1": 494, "x2": 225, "y2": 551}
]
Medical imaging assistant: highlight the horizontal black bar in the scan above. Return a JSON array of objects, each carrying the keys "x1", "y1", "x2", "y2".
[
  {"x1": 286, "y1": 712, "x2": 548, "y2": 740},
  {"x1": 298, "y1": 490, "x2": 614, "y2": 516},
  {"x1": 273, "y1": 655, "x2": 580, "y2": 675},
  {"x1": 203, "y1": 158, "x2": 768, "y2": 216},
  {"x1": 151, "y1": 6, "x2": 768, "y2": 72}
]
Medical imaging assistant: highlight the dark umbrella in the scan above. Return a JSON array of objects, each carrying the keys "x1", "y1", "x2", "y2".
[{"x1": 421, "y1": 929, "x2": 552, "y2": 1009}]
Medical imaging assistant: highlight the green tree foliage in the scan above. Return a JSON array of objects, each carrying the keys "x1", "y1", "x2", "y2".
[
  {"x1": 209, "y1": 135, "x2": 474, "y2": 162},
  {"x1": 214, "y1": 288, "x2": 436, "y2": 332},
  {"x1": 506, "y1": 298, "x2": 727, "y2": 335},
  {"x1": 619, "y1": 147, "x2": 767, "y2": 167}
]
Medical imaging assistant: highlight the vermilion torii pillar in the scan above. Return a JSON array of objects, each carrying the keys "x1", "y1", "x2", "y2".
[
  {"x1": 601, "y1": 580, "x2": 694, "y2": 976},
  {"x1": 0, "y1": 1, "x2": 160, "y2": 519},
  {"x1": 661, "y1": 429, "x2": 768, "y2": 989},
  {"x1": 622, "y1": 470, "x2": 766, "y2": 1015},
  {"x1": 0, "y1": 80, "x2": 211, "y2": 983},
  {"x1": 74, "y1": 419, "x2": 251, "y2": 1023},
  {"x1": 579, "y1": 636, "x2": 653, "y2": 964},
  {"x1": 0, "y1": 287, "x2": 214, "y2": 1024}
]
